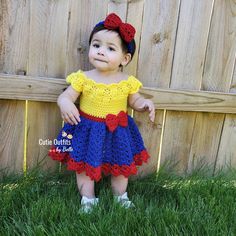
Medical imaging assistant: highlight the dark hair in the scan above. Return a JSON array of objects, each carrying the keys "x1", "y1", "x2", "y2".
[{"x1": 88, "y1": 24, "x2": 136, "y2": 66}]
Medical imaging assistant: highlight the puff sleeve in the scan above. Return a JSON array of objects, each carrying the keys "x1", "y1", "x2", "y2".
[
  {"x1": 128, "y1": 76, "x2": 143, "y2": 94},
  {"x1": 66, "y1": 70, "x2": 85, "y2": 93}
]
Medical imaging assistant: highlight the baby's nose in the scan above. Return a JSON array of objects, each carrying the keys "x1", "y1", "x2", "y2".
[
  {"x1": 98, "y1": 51, "x2": 104, "y2": 56},
  {"x1": 97, "y1": 47, "x2": 105, "y2": 55}
]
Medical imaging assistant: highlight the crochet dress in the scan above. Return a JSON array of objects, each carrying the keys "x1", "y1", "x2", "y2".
[{"x1": 48, "y1": 70, "x2": 150, "y2": 182}]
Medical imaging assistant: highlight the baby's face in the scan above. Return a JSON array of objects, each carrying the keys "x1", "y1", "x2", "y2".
[{"x1": 88, "y1": 30, "x2": 131, "y2": 72}]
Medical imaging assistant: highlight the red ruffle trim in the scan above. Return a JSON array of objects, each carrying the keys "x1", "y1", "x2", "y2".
[{"x1": 48, "y1": 146, "x2": 150, "y2": 182}]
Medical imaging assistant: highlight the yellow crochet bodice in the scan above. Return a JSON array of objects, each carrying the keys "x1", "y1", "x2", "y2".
[{"x1": 66, "y1": 70, "x2": 142, "y2": 118}]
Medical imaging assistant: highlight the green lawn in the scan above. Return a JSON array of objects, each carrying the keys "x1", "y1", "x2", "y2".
[{"x1": 1, "y1": 167, "x2": 236, "y2": 236}]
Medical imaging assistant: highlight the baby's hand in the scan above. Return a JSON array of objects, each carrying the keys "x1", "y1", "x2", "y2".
[
  {"x1": 59, "y1": 100, "x2": 81, "y2": 125},
  {"x1": 140, "y1": 99, "x2": 155, "y2": 123}
]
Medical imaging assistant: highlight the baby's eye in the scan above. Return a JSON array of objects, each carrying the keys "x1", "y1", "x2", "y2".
[
  {"x1": 108, "y1": 47, "x2": 115, "y2": 51},
  {"x1": 93, "y1": 43, "x2": 100, "y2": 48}
]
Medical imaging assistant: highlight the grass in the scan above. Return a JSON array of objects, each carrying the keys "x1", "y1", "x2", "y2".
[{"x1": 0, "y1": 166, "x2": 236, "y2": 236}]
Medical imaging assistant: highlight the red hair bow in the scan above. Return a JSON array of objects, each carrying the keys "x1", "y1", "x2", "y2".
[
  {"x1": 105, "y1": 111, "x2": 128, "y2": 132},
  {"x1": 104, "y1": 13, "x2": 136, "y2": 43}
]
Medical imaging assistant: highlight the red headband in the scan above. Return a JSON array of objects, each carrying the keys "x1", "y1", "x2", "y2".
[{"x1": 103, "y1": 13, "x2": 136, "y2": 43}]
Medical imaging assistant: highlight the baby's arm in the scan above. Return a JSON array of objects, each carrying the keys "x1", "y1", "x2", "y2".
[
  {"x1": 57, "y1": 86, "x2": 81, "y2": 125},
  {"x1": 128, "y1": 93, "x2": 155, "y2": 122}
]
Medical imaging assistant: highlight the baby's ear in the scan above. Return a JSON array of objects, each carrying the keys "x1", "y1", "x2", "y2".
[{"x1": 121, "y1": 53, "x2": 132, "y2": 66}]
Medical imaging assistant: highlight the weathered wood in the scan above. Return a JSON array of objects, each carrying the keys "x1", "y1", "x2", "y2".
[
  {"x1": 134, "y1": 0, "x2": 181, "y2": 177},
  {"x1": 1, "y1": 0, "x2": 236, "y2": 177},
  {"x1": 26, "y1": 0, "x2": 69, "y2": 171},
  {"x1": 188, "y1": 113, "x2": 225, "y2": 172},
  {"x1": 138, "y1": 0, "x2": 180, "y2": 88},
  {"x1": 0, "y1": 0, "x2": 30, "y2": 176},
  {"x1": 124, "y1": 0, "x2": 144, "y2": 76},
  {"x1": 210, "y1": 0, "x2": 236, "y2": 172},
  {"x1": 0, "y1": 100, "x2": 25, "y2": 175},
  {"x1": 162, "y1": 110, "x2": 196, "y2": 172},
  {"x1": 108, "y1": 0, "x2": 127, "y2": 21},
  {"x1": 217, "y1": 114, "x2": 236, "y2": 169},
  {"x1": 2, "y1": 74, "x2": 236, "y2": 114},
  {"x1": 0, "y1": 74, "x2": 66, "y2": 102},
  {"x1": 133, "y1": 110, "x2": 164, "y2": 178},
  {"x1": 140, "y1": 87, "x2": 236, "y2": 114},
  {"x1": 161, "y1": 0, "x2": 215, "y2": 173}
]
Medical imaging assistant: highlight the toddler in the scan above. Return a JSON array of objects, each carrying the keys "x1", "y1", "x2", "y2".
[{"x1": 49, "y1": 13, "x2": 155, "y2": 213}]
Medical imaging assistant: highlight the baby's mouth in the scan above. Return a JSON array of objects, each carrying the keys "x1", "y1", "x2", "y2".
[{"x1": 95, "y1": 59, "x2": 107, "y2": 63}]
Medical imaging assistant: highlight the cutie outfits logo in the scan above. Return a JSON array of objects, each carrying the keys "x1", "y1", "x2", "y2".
[{"x1": 39, "y1": 130, "x2": 73, "y2": 152}]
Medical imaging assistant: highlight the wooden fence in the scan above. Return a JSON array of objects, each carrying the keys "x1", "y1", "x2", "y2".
[{"x1": 0, "y1": 0, "x2": 236, "y2": 178}]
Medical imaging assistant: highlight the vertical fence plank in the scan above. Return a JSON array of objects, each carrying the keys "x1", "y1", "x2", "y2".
[
  {"x1": 124, "y1": 0, "x2": 144, "y2": 77},
  {"x1": 161, "y1": 0, "x2": 214, "y2": 173},
  {"x1": 0, "y1": 100, "x2": 25, "y2": 175},
  {"x1": 138, "y1": 0, "x2": 180, "y2": 88},
  {"x1": 188, "y1": 113, "x2": 224, "y2": 172},
  {"x1": 216, "y1": 114, "x2": 236, "y2": 169},
  {"x1": 209, "y1": 0, "x2": 236, "y2": 171},
  {"x1": 218, "y1": 61, "x2": 236, "y2": 168},
  {"x1": 135, "y1": 0, "x2": 181, "y2": 177},
  {"x1": 0, "y1": 0, "x2": 30, "y2": 176},
  {"x1": 108, "y1": 0, "x2": 127, "y2": 18},
  {"x1": 133, "y1": 111, "x2": 164, "y2": 177},
  {"x1": 26, "y1": 0, "x2": 69, "y2": 171},
  {"x1": 230, "y1": 61, "x2": 236, "y2": 94},
  {"x1": 162, "y1": 110, "x2": 196, "y2": 171}
]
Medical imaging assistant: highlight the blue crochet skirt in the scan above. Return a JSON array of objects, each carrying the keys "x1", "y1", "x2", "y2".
[{"x1": 48, "y1": 110, "x2": 150, "y2": 182}]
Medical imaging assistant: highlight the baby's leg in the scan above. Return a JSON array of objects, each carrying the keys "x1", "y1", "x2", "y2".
[
  {"x1": 111, "y1": 175, "x2": 135, "y2": 208},
  {"x1": 76, "y1": 172, "x2": 95, "y2": 198},
  {"x1": 111, "y1": 175, "x2": 128, "y2": 196}
]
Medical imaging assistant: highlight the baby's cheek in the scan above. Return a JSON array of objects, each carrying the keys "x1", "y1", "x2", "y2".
[
  {"x1": 109, "y1": 55, "x2": 120, "y2": 64},
  {"x1": 88, "y1": 48, "x2": 96, "y2": 60}
]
